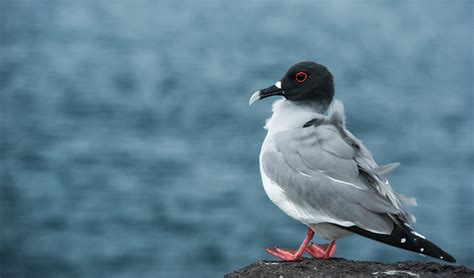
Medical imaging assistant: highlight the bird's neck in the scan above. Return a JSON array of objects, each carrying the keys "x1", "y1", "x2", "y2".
[{"x1": 264, "y1": 99, "x2": 329, "y2": 134}]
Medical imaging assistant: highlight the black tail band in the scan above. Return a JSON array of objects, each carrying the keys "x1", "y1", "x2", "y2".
[{"x1": 335, "y1": 224, "x2": 456, "y2": 263}]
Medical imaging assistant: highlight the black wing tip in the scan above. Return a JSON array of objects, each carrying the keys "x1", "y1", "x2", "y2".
[
  {"x1": 432, "y1": 247, "x2": 456, "y2": 263},
  {"x1": 439, "y1": 251, "x2": 456, "y2": 263},
  {"x1": 336, "y1": 224, "x2": 457, "y2": 263},
  {"x1": 443, "y1": 254, "x2": 456, "y2": 263}
]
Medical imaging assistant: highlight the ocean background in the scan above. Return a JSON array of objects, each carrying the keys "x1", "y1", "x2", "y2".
[{"x1": 1, "y1": 0, "x2": 472, "y2": 277}]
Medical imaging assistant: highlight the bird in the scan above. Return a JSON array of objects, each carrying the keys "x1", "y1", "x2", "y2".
[{"x1": 249, "y1": 61, "x2": 456, "y2": 263}]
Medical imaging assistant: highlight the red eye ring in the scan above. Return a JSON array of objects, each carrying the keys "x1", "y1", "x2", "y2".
[{"x1": 294, "y1": 72, "x2": 308, "y2": 83}]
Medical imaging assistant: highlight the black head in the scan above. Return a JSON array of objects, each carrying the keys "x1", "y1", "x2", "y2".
[{"x1": 249, "y1": 61, "x2": 334, "y2": 106}]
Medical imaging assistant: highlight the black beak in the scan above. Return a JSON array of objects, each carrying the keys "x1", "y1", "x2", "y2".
[{"x1": 249, "y1": 83, "x2": 284, "y2": 106}]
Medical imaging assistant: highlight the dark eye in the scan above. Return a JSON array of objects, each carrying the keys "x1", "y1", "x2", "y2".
[{"x1": 294, "y1": 72, "x2": 308, "y2": 83}]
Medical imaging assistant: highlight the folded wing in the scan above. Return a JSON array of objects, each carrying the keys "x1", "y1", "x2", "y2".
[{"x1": 261, "y1": 100, "x2": 415, "y2": 234}]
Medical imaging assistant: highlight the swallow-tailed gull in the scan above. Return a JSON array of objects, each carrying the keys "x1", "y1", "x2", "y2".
[{"x1": 249, "y1": 61, "x2": 455, "y2": 263}]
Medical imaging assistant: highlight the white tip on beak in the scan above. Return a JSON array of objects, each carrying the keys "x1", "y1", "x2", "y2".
[{"x1": 249, "y1": 91, "x2": 261, "y2": 106}]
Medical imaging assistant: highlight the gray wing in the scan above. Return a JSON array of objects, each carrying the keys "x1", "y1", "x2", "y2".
[
  {"x1": 340, "y1": 126, "x2": 416, "y2": 223},
  {"x1": 263, "y1": 125, "x2": 392, "y2": 233},
  {"x1": 262, "y1": 103, "x2": 414, "y2": 234},
  {"x1": 328, "y1": 100, "x2": 416, "y2": 222}
]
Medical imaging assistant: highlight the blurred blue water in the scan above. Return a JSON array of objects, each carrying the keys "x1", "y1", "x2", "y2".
[{"x1": 0, "y1": 0, "x2": 473, "y2": 277}]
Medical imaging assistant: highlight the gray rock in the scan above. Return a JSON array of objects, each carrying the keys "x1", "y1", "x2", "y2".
[{"x1": 224, "y1": 258, "x2": 473, "y2": 277}]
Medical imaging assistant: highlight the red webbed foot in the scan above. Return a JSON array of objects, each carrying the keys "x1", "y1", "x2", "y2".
[
  {"x1": 265, "y1": 247, "x2": 303, "y2": 261},
  {"x1": 265, "y1": 227, "x2": 315, "y2": 261},
  {"x1": 305, "y1": 240, "x2": 336, "y2": 259}
]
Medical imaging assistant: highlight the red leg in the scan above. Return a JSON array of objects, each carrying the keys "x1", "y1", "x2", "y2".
[
  {"x1": 305, "y1": 240, "x2": 336, "y2": 259},
  {"x1": 265, "y1": 227, "x2": 314, "y2": 261},
  {"x1": 323, "y1": 240, "x2": 336, "y2": 259}
]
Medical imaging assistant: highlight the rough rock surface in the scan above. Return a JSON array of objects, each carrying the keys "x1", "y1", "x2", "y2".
[{"x1": 224, "y1": 258, "x2": 473, "y2": 277}]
